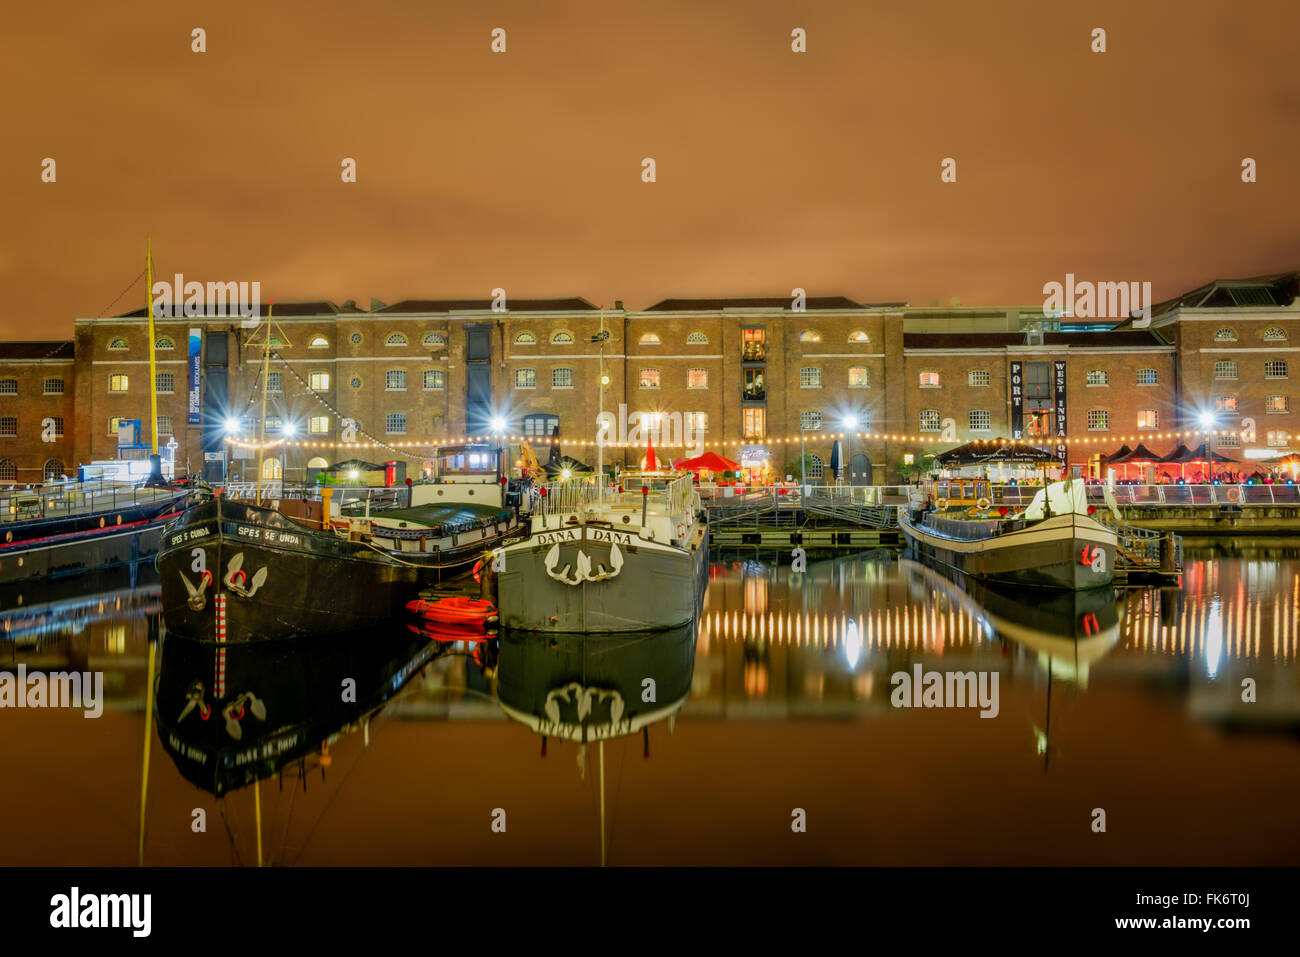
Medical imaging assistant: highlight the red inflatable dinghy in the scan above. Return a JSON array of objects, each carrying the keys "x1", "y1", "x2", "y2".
[
  {"x1": 407, "y1": 622, "x2": 492, "y2": 643},
  {"x1": 406, "y1": 596, "x2": 499, "y2": 628}
]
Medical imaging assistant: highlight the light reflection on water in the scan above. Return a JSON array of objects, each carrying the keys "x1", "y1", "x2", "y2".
[{"x1": 1, "y1": 544, "x2": 1298, "y2": 866}]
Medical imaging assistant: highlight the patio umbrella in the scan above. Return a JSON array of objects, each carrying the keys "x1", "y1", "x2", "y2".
[
  {"x1": 935, "y1": 439, "x2": 1058, "y2": 467},
  {"x1": 543, "y1": 454, "x2": 594, "y2": 479},
  {"x1": 548, "y1": 426, "x2": 562, "y2": 466},
  {"x1": 643, "y1": 433, "x2": 658, "y2": 471},
  {"x1": 829, "y1": 439, "x2": 842, "y2": 480},
  {"x1": 1102, "y1": 444, "x2": 1132, "y2": 464},
  {"x1": 678, "y1": 451, "x2": 740, "y2": 472}
]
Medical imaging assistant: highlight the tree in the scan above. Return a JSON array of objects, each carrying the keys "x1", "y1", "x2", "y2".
[
  {"x1": 896, "y1": 453, "x2": 937, "y2": 483},
  {"x1": 785, "y1": 453, "x2": 821, "y2": 486}
]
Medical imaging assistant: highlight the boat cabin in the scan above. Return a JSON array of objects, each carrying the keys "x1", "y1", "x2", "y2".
[
  {"x1": 434, "y1": 444, "x2": 503, "y2": 484},
  {"x1": 931, "y1": 478, "x2": 993, "y2": 510}
]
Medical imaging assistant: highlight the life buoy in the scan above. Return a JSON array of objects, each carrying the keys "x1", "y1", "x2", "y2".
[
  {"x1": 1224, "y1": 486, "x2": 1242, "y2": 504},
  {"x1": 976, "y1": 496, "x2": 991, "y2": 511},
  {"x1": 935, "y1": 498, "x2": 948, "y2": 511}
]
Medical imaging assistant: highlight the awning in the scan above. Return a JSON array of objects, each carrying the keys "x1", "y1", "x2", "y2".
[
  {"x1": 678, "y1": 451, "x2": 740, "y2": 472},
  {"x1": 935, "y1": 439, "x2": 1059, "y2": 467}
]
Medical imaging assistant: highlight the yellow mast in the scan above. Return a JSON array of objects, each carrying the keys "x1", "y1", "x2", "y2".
[
  {"x1": 255, "y1": 303, "x2": 273, "y2": 502},
  {"x1": 145, "y1": 239, "x2": 158, "y2": 454}
]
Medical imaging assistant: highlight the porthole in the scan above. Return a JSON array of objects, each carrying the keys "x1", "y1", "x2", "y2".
[
  {"x1": 350, "y1": 332, "x2": 362, "y2": 344},
  {"x1": 349, "y1": 376, "x2": 363, "y2": 390}
]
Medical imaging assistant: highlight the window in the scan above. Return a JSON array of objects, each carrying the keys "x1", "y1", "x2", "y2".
[
  {"x1": 848, "y1": 331, "x2": 870, "y2": 343},
  {"x1": 804, "y1": 454, "x2": 824, "y2": 480},
  {"x1": 0, "y1": 459, "x2": 15, "y2": 482},
  {"x1": 1265, "y1": 360, "x2": 1289, "y2": 379},
  {"x1": 107, "y1": 417, "x2": 125, "y2": 436},
  {"x1": 743, "y1": 407, "x2": 765, "y2": 439},
  {"x1": 639, "y1": 369, "x2": 660, "y2": 389},
  {"x1": 687, "y1": 368, "x2": 708, "y2": 389},
  {"x1": 685, "y1": 411, "x2": 708, "y2": 434},
  {"x1": 262, "y1": 372, "x2": 278, "y2": 394},
  {"x1": 309, "y1": 371, "x2": 330, "y2": 391},
  {"x1": 522, "y1": 414, "x2": 559, "y2": 437},
  {"x1": 0, "y1": 379, "x2": 15, "y2": 395},
  {"x1": 552, "y1": 367, "x2": 574, "y2": 389},
  {"x1": 639, "y1": 333, "x2": 661, "y2": 345},
  {"x1": 742, "y1": 328, "x2": 766, "y2": 361},
  {"x1": 1213, "y1": 327, "x2": 1237, "y2": 342},
  {"x1": 1087, "y1": 409, "x2": 1110, "y2": 431},
  {"x1": 968, "y1": 369, "x2": 990, "y2": 387},
  {"x1": 422, "y1": 333, "x2": 446, "y2": 348},
  {"x1": 0, "y1": 417, "x2": 16, "y2": 437},
  {"x1": 968, "y1": 410, "x2": 991, "y2": 432},
  {"x1": 1086, "y1": 369, "x2": 1109, "y2": 387},
  {"x1": 919, "y1": 410, "x2": 940, "y2": 432},
  {"x1": 801, "y1": 410, "x2": 823, "y2": 431},
  {"x1": 155, "y1": 336, "x2": 175, "y2": 350},
  {"x1": 1136, "y1": 369, "x2": 1158, "y2": 385},
  {"x1": 1025, "y1": 362, "x2": 1051, "y2": 398},
  {"x1": 799, "y1": 330, "x2": 821, "y2": 343},
  {"x1": 1267, "y1": 430, "x2": 1290, "y2": 447},
  {"x1": 43, "y1": 378, "x2": 64, "y2": 395},
  {"x1": 108, "y1": 338, "x2": 128, "y2": 350},
  {"x1": 515, "y1": 369, "x2": 536, "y2": 389},
  {"x1": 848, "y1": 367, "x2": 869, "y2": 388},
  {"x1": 743, "y1": 368, "x2": 765, "y2": 399},
  {"x1": 349, "y1": 375, "x2": 363, "y2": 390},
  {"x1": 155, "y1": 415, "x2": 172, "y2": 436},
  {"x1": 1266, "y1": 395, "x2": 1290, "y2": 414},
  {"x1": 350, "y1": 332, "x2": 363, "y2": 344},
  {"x1": 799, "y1": 367, "x2": 822, "y2": 388},
  {"x1": 1216, "y1": 395, "x2": 1239, "y2": 413},
  {"x1": 686, "y1": 331, "x2": 709, "y2": 344},
  {"x1": 42, "y1": 459, "x2": 65, "y2": 482},
  {"x1": 1214, "y1": 361, "x2": 1238, "y2": 379},
  {"x1": 309, "y1": 416, "x2": 329, "y2": 434},
  {"x1": 423, "y1": 369, "x2": 445, "y2": 390},
  {"x1": 385, "y1": 332, "x2": 408, "y2": 347},
  {"x1": 551, "y1": 331, "x2": 574, "y2": 344},
  {"x1": 1263, "y1": 327, "x2": 1288, "y2": 341},
  {"x1": 309, "y1": 336, "x2": 329, "y2": 348},
  {"x1": 41, "y1": 417, "x2": 63, "y2": 438},
  {"x1": 385, "y1": 413, "x2": 406, "y2": 435},
  {"x1": 514, "y1": 332, "x2": 536, "y2": 345},
  {"x1": 919, "y1": 371, "x2": 940, "y2": 388},
  {"x1": 385, "y1": 369, "x2": 407, "y2": 391},
  {"x1": 1216, "y1": 432, "x2": 1240, "y2": 448},
  {"x1": 1137, "y1": 409, "x2": 1158, "y2": 430},
  {"x1": 264, "y1": 415, "x2": 283, "y2": 434},
  {"x1": 109, "y1": 374, "x2": 128, "y2": 393}
]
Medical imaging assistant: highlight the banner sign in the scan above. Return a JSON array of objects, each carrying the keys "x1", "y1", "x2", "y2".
[
  {"x1": 1053, "y1": 360, "x2": 1068, "y2": 466},
  {"x1": 1009, "y1": 362, "x2": 1023, "y2": 440},
  {"x1": 187, "y1": 328, "x2": 202, "y2": 425}
]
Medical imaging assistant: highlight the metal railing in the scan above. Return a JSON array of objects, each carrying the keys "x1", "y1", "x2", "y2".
[
  {"x1": 0, "y1": 479, "x2": 180, "y2": 523},
  {"x1": 1085, "y1": 483, "x2": 1299, "y2": 507}
]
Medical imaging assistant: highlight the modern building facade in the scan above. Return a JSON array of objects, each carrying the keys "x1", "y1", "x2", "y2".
[{"x1": 0, "y1": 272, "x2": 1293, "y2": 486}]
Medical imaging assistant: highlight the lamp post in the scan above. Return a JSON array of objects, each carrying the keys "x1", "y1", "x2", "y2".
[{"x1": 842, "y1": 415, "x2": 859, "y2": 487}]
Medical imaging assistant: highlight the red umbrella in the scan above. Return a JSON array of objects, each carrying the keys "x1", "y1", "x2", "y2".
[
  {"x1": 643, "y1": 434, "x2": 658, "y2": 471},
  {"x1": 678, "y1": 451, "x2": 740, "y2": 472}
]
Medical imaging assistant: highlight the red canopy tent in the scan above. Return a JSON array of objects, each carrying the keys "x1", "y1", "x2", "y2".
[
  {"x1": 642, "y1": 434, "x2": 658, "y2": 471},
  {"x1": 678, "y1": 451, "x2": 740, "y2": 473}
]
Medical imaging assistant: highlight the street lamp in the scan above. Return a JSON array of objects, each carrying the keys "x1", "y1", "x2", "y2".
[{"x1": 842, "y1": 415, "x2": 859, "y2": 486}]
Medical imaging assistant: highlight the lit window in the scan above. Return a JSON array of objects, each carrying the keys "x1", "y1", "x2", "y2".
[
  {"x1": 1136, "y1": 369, "x2": 1158, "y2": 385},
  {"x1": 385, "y1": 413, "x2": 406, "y2": 435},
  {"x1": 968, "y1": 369, "x2": 990, "y2": 387},
  {"x1": 156, "y1": 372, "x2": 175, "y2": 394},
  {"x1": 639, "y1": 369, "x2": 660, "y2": 389},
  {"x1": 155, "y1": 337, "x2": 175, "y2": 350},
  {"x1": 686, "y1": 411, "x2": 708, "y2": 433},
  {"x1": 919, "y1": 371, "x2": 940, "y2": 388},
  {"x1": 799, "y1": 367, "x2": 822, "y2": 388},
  {"x1": 742, "y1": 329, "x2": 766, "y2": 361},
  {"x1": 639, "y1": 333, "x2": 661, "y2": 345},
  {"x1": 1137, "y1": 409, "x2": 1158, "y2": 429},
  {"x1": 514, "y1": 332, "x2": 536, "y2": 345},
  {"x1": 743, "y1": 407, "x2": 765, "y2": 439},
  {"x1": 1213, "y1": 327, "x2": 1237, "y2": 342},
  {"x1": 1216, "y1": 395, "x2": 1239, "y2": 413},
  {"x1": 109, "y1": 374, "x2": 129, "y2": 393},
  {"x1": 309, "y1": 372, "x2": 330, "y2": 390},
  {"x1": 801, "y1": 410, "x2": 823, "y2": 431},
  {"x1": 1214, "y1": 361, "x2": 1237, "y2": 379},
  {"x1": 309, "y1": 336, "x2": 329, "y2": 348},
  {"x1": 687, "y1": 368, "x2": 708, "y2": 389},
  {"x1": 386, "y1": 333, "x2": 408, "y2": 346},
  {"x1": 686, "y1": 331, "x2": 709, "y2": 345},
  {"x1": 522, "y1": 414, "x2": 558, "y2": 437},
  {"x1": 1265, "y1": 360, "x2": 1289, "y2": 379},
  {"x1": 1087, "y1": 409, "x2": 1109, "y2": 431},
  {"x1": 422, "y1": 333, "x2": 446, "y2": 348},
  {"x1": 553, "y1": 367, "x2": 574, "y2": 389},
  {"x1": 423, "y1": 369, "x2": 445, "y2": 390},
  {"x1": 799, "y1": 330, "x2": 822, "y2": 343},
  {"x1": 263, "y1": 372, "x2": 280, "y2": 394},
  {"x1": 1216, "y1": 432, "x2": 1240, "y2": 448},
  {"x1": 515, "y1": 369, "x2": 536, "y2": 389},
  {"x1": 309, "y1": 416, "x2": 329, "y2": 434},
  {"x1": 968, "y1": 410, "x2": 991, "y2": 432},
  {"x1": 1267, "y1": 430, "x2": 1290, "y2": 447},
  {"x1": 264, "y1": 416, "x2": 283, "y2": 434},
  {"x1": 155, "y1": 415, "x2": 172, "y2": 436},
  {"x1": 919, "y1": 410, "x2": 940, "y2": 432},
  {"x1": 848, "y1": 331, "x2": 870, "y2": 343},
  {"x1": 385, "y1": 369, "x2": 407, "y2": 391},
  {"x1": 43, "y1": 378, "x2": 64, "y2": 395},
  {"x1": 107, "y1": 417, "x2": 125, "y2": 436},
  {"x1": 1262, "y1": 327, "x2": 1288, "y2": 341},
  {"x1": 0, "y1": 379, "x2": 16, "y2": 395},
  {"x1": 1086, "y1": 369, "x2": 1108, "y2": 387},
  {"x1": 1266, "y1": 395, "x2": 1290, "y2": 414},
  {"x1": 108, "y1": 338, "x2": 128, "y2": 350},
  {"x1": 848, "y1": 367, "x2": 869, "y2": 388},
  {"x1": 551, "y1": 331, "x2": 574, "y2": 344}
]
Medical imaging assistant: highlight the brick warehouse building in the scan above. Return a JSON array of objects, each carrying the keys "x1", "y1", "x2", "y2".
[{"x1": 0, "y1": 271, "x2": 1294, "y2": 486}]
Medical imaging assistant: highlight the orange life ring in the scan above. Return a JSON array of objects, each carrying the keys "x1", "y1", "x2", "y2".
[
  {"x1": 935, "y1": 498, "x2": 948, "y2": 510},
  {"x1": 976, "y1": 496, "x2": 991, "y2": 511},
  {"x1": 1224, "y1": 486, "x2": 1242, "y2": 504}
]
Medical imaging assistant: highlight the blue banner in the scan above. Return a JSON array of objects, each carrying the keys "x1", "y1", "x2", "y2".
[{"x1": 188, "y1": 328, "x2": 201, "y2": 425}]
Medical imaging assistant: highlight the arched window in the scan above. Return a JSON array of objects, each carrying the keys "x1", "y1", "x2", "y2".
[
  {"x1": 309, "y1": 336, "x2": 329, "y2": 348},
  {"x1": 639, "y1": 333, "x2": 661, "y2": 345},
  {"x1": 43, "y1": 459, "x2": 66, "y2": 483},
  {"x1": 0, "y1": 458, "x2": 16, "y2": 482},
  {"x1": 798, "y1": 330, "x2": 822, "y2": 343},
  {"x1": 848, "y1": 331, "x2": 870, "y2": 343},
  {"x1": 155, "y1": 336, "x2": 175, "y2": 350},
  {"x1": 422, "y1": 332, "x2": 446, "y2": 348},
  {"x1": 108, "y1": 338, "x2": 128, "y2": 350},
  {"x1": 1214, "y1": 360, "x2": 1237, "y2": 379},
  {"x1": 686, "y1": 331, "x2": 709, "y2": 344},
  {"x1": 514, "y1": 332, "x2": 537, "y2": 345},
  {"x1": 551, "y1": 331, "x2": 574, "y2": 344},
  {"x1": 805, "y1": 454, "x2": 824, "y2": 480},
  {"x1": 1213, "y1": 327, "x2": 1237, "y2": 342},
  {"x1": 1263, "y1": 326, "x2": 1288, "y2": 341},
  {"x1": 385, "y1": 332, "x2": 408, "y2": 346}
]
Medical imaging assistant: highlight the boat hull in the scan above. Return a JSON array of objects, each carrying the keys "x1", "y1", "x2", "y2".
[
  {"x1": 495, "y1": 519, "x2": 709, "y2": 632},
  {"x1": 157, "y1": 496, "x2": 500, "y2": 642},
  {"x1": 899, "y1": 509, "x2": 1116, "y2": 590}
]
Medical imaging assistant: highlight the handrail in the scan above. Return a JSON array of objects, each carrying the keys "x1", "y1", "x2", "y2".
[{"x1": 0, "y1": 478, "x2": 180, "y2": 523}]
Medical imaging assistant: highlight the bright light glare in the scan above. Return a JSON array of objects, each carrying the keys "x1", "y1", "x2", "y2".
[
  {"x1": 842, "y1": 416, "x2": 859, "y2": 430},
  {"x1": 1198, "y1": 412, "x2": 1215, "y2": 428},
  {"x1": 223, "y1": 417, "x2": 241, "y2": 434},
  {"x1": 282, "y1": 422, "x2": 297, "y2": 437},
  {"x1": 490, "y1": 416, "x2": 506, "y2": 432}
]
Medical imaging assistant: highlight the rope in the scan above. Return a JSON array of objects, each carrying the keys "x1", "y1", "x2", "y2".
[{"x1": 96, "y1": 266, "x2": 148, "y2": 319}]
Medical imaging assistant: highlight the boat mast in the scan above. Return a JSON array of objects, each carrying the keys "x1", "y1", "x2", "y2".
[
  {"x1": 255, "y1": 303, "x2": 274, "y2": 503},
  {"x1": 597, "y1": 308, "x2": 605, "y2": 503},
  {"x1": 145, "y1": 239, "x2": 158, "y2": 457}
]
